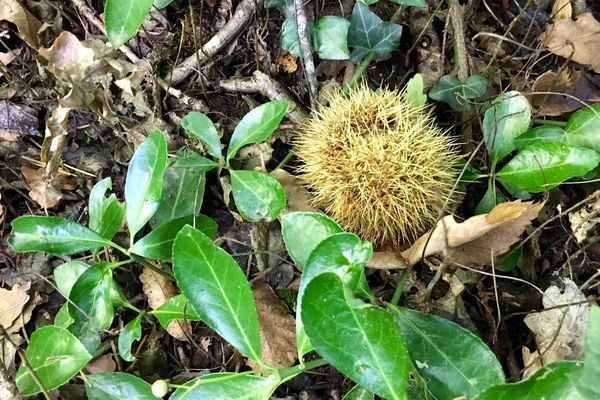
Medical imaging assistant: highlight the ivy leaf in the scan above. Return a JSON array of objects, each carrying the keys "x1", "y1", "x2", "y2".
[
  {"x1": 314, "y1": 16, "x2": 351, "y2": 60},
  {"x1": 281, "y1": 211, "x2": 343, "y2": 269},
  {"x1": 391, "y1": 306, "x2": 505, "y2": 399},
  {"x1": 9, "y1": 216, "x2": 112, "y2": 256},
  {"x1": 105, "y1": 0, "x2": 153, "y2": 47},
  {"x1": 130, "y1": 215, "x2": 217, "y2": 260},
  {"x1": 405, "y1": 74, "x2": 427, "y2": 107},
  {"x1": 564, "y1": 104, "x2": 600, "y2": 152},
  {"x1": 89, "y1": 177, "x2": 125, "y2": 240},
  {"x1": 86, "y1": 372, "x2": 160, "y2": 399},
  {"x1": 181, "y1": 112, "x2": 223, "y2": 159},
  {"x1": 125, "y1": 131, "x2": 168, "y2": 241},
  {"x1": 302, "y1": 272, "x2": 409, "y2": 399},
  {"x1": 230, "y1": 170, "x2": 286, "y2": 222},
  {"x1": 429, "y1": 74, "x2": 489, "y2": 111},
  {"x1": 172, "y1": 226, "x2": 262, "y2": 362},
  {"x1": 149, "y1": 294, "x2": 202, "y2": 330},
  {"x1": 473, "y1": 361, "x2": 582, "y2": 400},
  {"x1": 118, "y1": 314, "x2": 142, "y2": 362},
  {"x1": 169, "y1": 373, "x2": 280, "y2": 399},
  {"x1": 15, "y1": 326, "x2": 92, "y2": 396},
  {"x1": 348, "y1": 2, "x2": 402, "y2": 61},
  {"x1": 482, "y1": 91, "x2": 532, "y2": 163},
  {"x1": 497, "y1": 142, "x2": 600, "y2": 192},
  {"x1": 226, "y1": 100, "x2": 288, "y2": 161},
  {"x1": 68, "y1": 263, "x2": 115, "y2": 352},
  {"x1": 513, "y1": 125, "x2": 568, "y2": 151}
]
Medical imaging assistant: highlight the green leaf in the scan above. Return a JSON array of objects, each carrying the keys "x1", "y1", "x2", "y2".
[
  {"x1": 475, "y1": 183, "x2": 506, "y2": 215},
  {"x1": 389, "y1": 0, "x2": 426, "y2": 6},
  {"x1": 302, "y1": 273, "x2": 409, "y2": 399},
  {"x1": 172, "y1": 225, "x2": 262, "y2": 362},
  {"x1": 54, "y1": 303, "x2": 74, "y2": 328},
  {"x1": 68, "y1": 263, "x2": 115, "y2": 352},
  {"x1": 118, "y1": 314, "x2": 142, "y2": 362},
  {"x1": 473, "y1": 361, "x2": 583, "y2": 400},
  {"x1": 89, "y1": 177, "x2": 125, "y2": 240},
  {"x1": 343, "y1": 386, "x2": 374, "y2": 400},
  {"x1": 105, "y1": 0, "x2": 153, "y2": 47},
  {"x1": 348, "y1": 2, "x2": 402, "y2": 61},
  {"x1": 15, "y1": 326, "x2": 92, "y2": 395},
  {"x1": 391, "y1": 306, "x2": 505, "y2": 399},
  {"x1": 497, "y1": 142, "x2": 600, "y2": 192},
  {"x1": 152, "y1": 152, "x2": 215, "y2": 228},
  {"x1": 149, "y1": 294, "x2": 202, "y2": 329},
  {"x1": 125, "y1": 130, "x2": 168, "y2": 240},
  {"x1": 131, "y1": 215, "x2": 217, "y2": 260},
  {"x1": 405, "y1": 74, "x2": 427, "y2": 107},
  {"x1": 281, "y1": 16, "x2": 303, "y2": 57},
  {"x1": 314, "y1": 16, "x2": 351, "y2": 60},
  {"x1": 226, "y1": 100, "x2": 288, "y2": 161},
  {"x1": 181, "y1": 112, "x2": 223, "y2": 159},
  {"x1": 154, "y1": 0, "x2": 174, "y2": 9},
  {"x1": 495, "y1": 244, "x2": 522, "y2": 272},
  {"x1": 9, "y1": 216, "x2": 112, "y2": 256},
  {"x1": 230, "y1": 170, "x2": 286, "y2": 222},
  {"x1": 483, "y1": 91, "x2": 532, "y2": 162},
  {"x1": 565, "y1": 104, "x2": 600, "y2": 152},
  {"x1": 429, "y1": 74, "x2": 489, "y2": 111},
  {"x1": 576, "y1": 306, "x2": 600, "y2": 398},
  {"x1": 169, "y1": 373, "x2": 279, "y2": 400},
  {"x1": 514, "y1": 125, "x2": 568, "y2": 151},
  {"x1": 296, "y1": 232, "x2": 373, "y2": 359},
  {"x1": 54, "y1": 260, "x2": 90, "y2": 298},
  {"x1": 86, "y1": 372, "x2": 160, "y2": 399},
  {"x1": 281, "y1": 212, "x2": 343, "y2": 269}
]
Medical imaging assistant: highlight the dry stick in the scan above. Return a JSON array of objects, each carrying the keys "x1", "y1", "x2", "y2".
[
  {"x1": 165, "y1": 0, "x2": 264, "y2": 85},
  {"x1": 292, "y1": 0, "x2": 318, "y2": 110}
]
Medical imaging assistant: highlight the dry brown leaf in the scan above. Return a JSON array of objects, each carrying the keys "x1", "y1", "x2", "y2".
[
  {"x1": 270, "y1": 169, "x2": 317, "y2": 214},
  {"x1": 366, "y1": 250, "x2": 407, "y2": 269},
  {"x1": 249, "y1": 281, "x2": 296, "y2": 369},
  {"x1": 0, "y1": 0, "x2": 41, "y2": 48},
  {"x1": 569, "y1": 190, "x2": 600, "y2": 243},
  {"x1": 0, "y1": 282, "x2": 30, "y2": 329},
  {"x1": 540, "y1": 12, "x2": 600, "y2": 73},
  {"x1": 38, "y1": 31, "x2": 94, "y2": 77},
  {"x1": 139, "y1": 268, "x2": 191, "y2": 341},
  {"x1": 401, "y1": 200, "x2": 544, "y2": 266},
  {"x1": 551, "y1": 0, "x2": 572, "y2": 19},
  {"x1": 21, "y1": 166, "x2": 76, "y2": 209},
  {"x1": 4, "y1": 290, "x2": 43, "y2": 335},
  {"x1": 278, "y1": 53, "x2": 298, "y2": 74},
  {"x1": 84, "y1": 354, "x2": 117, "y2": 374},
  {"x1": 530, "y1": 69, "x2": 600, "y2": 116}
]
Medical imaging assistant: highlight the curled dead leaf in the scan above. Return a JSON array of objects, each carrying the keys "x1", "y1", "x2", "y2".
[
  {"x1": 270, "y1": 169, "x2": 316, "y2": 214},
  {"x1": 401, "y1": 200, "x2": 544, "y2": 266},
  {"x1": 21, "y1": 166, "x2": 76, "y2": 209},
  {"x1": 0, "y1": 282, "x2": 30, "y2": 329},
  {"x1": 530, "y1": 69, "x2": 600, "y2": 116},
  {"x1": 38, "y1": 31, "x2": 95, "y2": 77},
  {"x1": 0, "y1": 0, "x2": 41, "y2": 48}
]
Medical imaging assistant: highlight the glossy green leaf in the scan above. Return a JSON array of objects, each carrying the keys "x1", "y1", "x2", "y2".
[
  {"x1": 429, "y1": 74, "x2": 489, "y2": 111},
  {"x1": 497, "y1": 142, "x2": 600, "y2": 192},
  {"x1": 281, "y1": 16, "x2": 303, "y2": 57},
  {"x1": 391, "y1": 306, "x2": 505, "y2": 399},
  {"x1": 576, "y1": 306, "x2": 600, "y2": 398},
  {"x1": 54, "y1": 260, "x2": 90, "y2": 298},
  {"x1": 226, "y1": 100, "x2": 288, "y2": 161},
  {"x1": 343, "y1": 386, "x2": 374, "y2": 400},
  {"x1": 314, "y1": 16, "x2": 350, "y2": 60},
  {"x1": 514, "y1": 125, "x2": 568, "y2": 150},
  {"x1": 473, "y1": 361, "x2": 583, "y2": 400},
  {"x1": 86, "y1": 372, "x2": 160, "y2": 399},
  {"x1": 281, "y1": 212, "x2": 343, "y2": 269},
  {"x1": 105, "y1": 0, "x2": 153, "y2": 47},
  {"x1": 565, "y1": 104, "x2": 600, "y2": 152},
  {"x1": 125, "y1": 130, "x2": 168, "y2": 241},
  {"x1": 348, "y1": 2, "x2": 403, "y2": 61},
  {"x1": 131, "y1": 215, "x2": 217, "y2": 260},
  {"x1": 118, "y1": 314, "x2": 142, "y2": 362},
  {"x1": 68, "y1": 263, "x2": 115, "y2": 352},
  {"x1": 169, "y1": 373, "x2": 279, "y2": 400},
  {"x1": 15, "y1": 326, "x2": 92, "y2": 395},
  {"x1": 181, "y1": 112, "x2": 223, "y2": 159},
  {"x1": 172, "y1": 225, "x2": 262, "y2": 362},
  {"x1": 495, "y1": 244, "x2": 522, "y2": 272},
  {"x1": 54, "y1": 303, "x2": 74, "y2": 328},
  {"x1": 405, "y1": 74, "x2": 427, "y2": 107},
  {"x1": 475, "y1": 183, "x2": 506, "y2": 215},
  {"x1": 152, "y1": 151, "x2": 215, "y2": 228},
  {"x1": 297, "y1": 233, "x2": 373, "y2": 359},
  {"x1": 302, "y1": 273, "x2": 409, "y2": 399},
  {"x1": 9, "y1": 216, "x2": 112, "y2": 255},
  {"x1": 89, "y1": 177, "x2": 125, "y2": 240},
  {"x1": 483, "y1": 91, "x2": 532, "y2": 162},
  {"x1": 149, "y1": 294, "x2": 202, "y2": 329},
  {"x1": 230, "y1": 170, "x2": 286, "y2": 222}
]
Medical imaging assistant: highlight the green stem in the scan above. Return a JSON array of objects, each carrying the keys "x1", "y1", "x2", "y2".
[
  {"x1": 276, "y1": 148, "x2": 296, "y2": 170},
  {"x1": 277, "y1": 358, "x2": 328, "y2": 381},
  {"x1": 130, "y1": 254, "x2": 175, "y2": 281},
  {"x1": 390, "y1": 270, "x2": 409, "y2": 306},
  {"x1": 533, "y1": 118, "x2": 567, "y2": 127},
  {"x1": 342, "y1": 52, "x2": 375, "y2": 94}
]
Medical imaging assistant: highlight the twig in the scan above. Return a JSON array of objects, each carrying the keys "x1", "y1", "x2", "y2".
[
  {"x1": 219, "y1": 71, "x2": 309, "y2": 123},
  {"x1": 165, "y1": 0, "x2": 264, "y2": 85},
  {"x1": 292, "y1": 0, "x2": 318, "y2": 109}
]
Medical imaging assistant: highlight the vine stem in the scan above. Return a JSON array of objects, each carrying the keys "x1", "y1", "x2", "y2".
[
  {"x1": 532, "y1": 118, "x2": 567, "y2": 127},
  {"x1": 277, "y1": 358, "x2": 328, "y2": 381},
  {"x1": 390, "y1": 270, "x2": 409, "y2": 306},
  {"x1": 342, "y1": 52, "x2": 375, "y2": 94}
]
